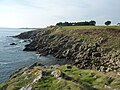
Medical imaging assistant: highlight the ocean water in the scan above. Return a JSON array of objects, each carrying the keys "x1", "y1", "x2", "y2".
[{"x1": 0, "y1": 28, "x2": 66, "y2": 84}]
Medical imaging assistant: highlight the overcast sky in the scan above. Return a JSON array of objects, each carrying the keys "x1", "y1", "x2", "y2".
[{"x1": 0, "y1": 0, "x2": 120, "y2": 28}]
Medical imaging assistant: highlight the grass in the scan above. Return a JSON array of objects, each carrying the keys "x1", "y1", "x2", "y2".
[
  {"x1": 0, "y1": 68, "x2": 36, "y2": 90},
  {"x1": 62, "y1": 26, "x2": 120, "y2": 30},
  {"x1": 111, "y1": 78, "x2": 120, "y2": 89},
  {"x1": 32, "y1": 76, "x2": 57, "y2": 90},
  {"x1": 49, "y1": 26, "x2": 120, "y2": 50},
  {"x1": 59, "y1": 65, "x2": 120, "y2": 90},
  {"x1": 0, "y1": 65, "x2": 120, "y2": 90},
  {"x1": 52, "y1": 79, "x2": 82, "y2": 90},
  {"x1": 32, "y1": 76, "x2": 84, "y2": 90}
]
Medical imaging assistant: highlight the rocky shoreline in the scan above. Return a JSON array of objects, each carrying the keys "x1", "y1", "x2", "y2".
[
  {"x1": 0, "y1": 26, "x2": 120, "y2": 90},
  {"x1": 15, "y1": 26, "x2": 120, "y2": 73}
]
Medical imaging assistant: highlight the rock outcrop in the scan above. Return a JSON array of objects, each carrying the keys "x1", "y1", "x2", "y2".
[
  {"x1": 51, "y1": 69, "x2": 63, "y2": 78},
  {"x1": 10, "y1": 43, "x2": 17, "y2": 45},
  {"x1": 15, "y1": 26, "x2": 120, "y2": 72}
]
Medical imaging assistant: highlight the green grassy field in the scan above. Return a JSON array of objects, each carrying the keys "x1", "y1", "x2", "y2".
[{"x1": 62, "y1": 26, "x2": 120, "y2": 30}]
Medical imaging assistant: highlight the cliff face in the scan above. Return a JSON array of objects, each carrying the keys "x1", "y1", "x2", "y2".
[{"x1": 17, "y1": 26, "x2": 120, "y2": 72}]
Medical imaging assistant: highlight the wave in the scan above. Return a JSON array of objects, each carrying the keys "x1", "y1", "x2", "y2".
[{"x1": 0, "y1": 62, "x2": 9, "y2": 65}]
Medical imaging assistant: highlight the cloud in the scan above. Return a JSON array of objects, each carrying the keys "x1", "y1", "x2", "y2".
[{"x1": 0, "y1": 0, "x2": 120, "y2": 27}]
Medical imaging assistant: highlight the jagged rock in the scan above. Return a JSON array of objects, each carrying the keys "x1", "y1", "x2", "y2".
[
  {"x1": 62, "y1": 49, "x2": 70, "y2": 57},
  {"x1": 79, "y1": 45, "x2": 85, "y2": 51},
  {"x1": 92, "y1": 52, "x2": 101, "y2": 57},
  {"x1": 75, "y1": 59, "x2": 79, "y2": 63},
  {"x1": 51, "y1": 65, "x2": 60, "y2": 70},
  {"x1": 51, "y1": 69, "x2": 63, "y2": 78},
  {"x1": 72, "y1": 43, "x2": 80, "y2": 51},
  {"x1": 33, "y1": 70, "x2": 43, "y2": 83},
  {"x1": 20, "y1": 84, "x2": 32, "y2": 90},
  {"x1": 23, "y1": 39, "x2": 31, "y2": 43},
  {"x1": 29, "y1": 62, "x2": 44, "y2": 68},
  {"x1": 10, "y1": 43, "x2": 17, "y2": 45},
  {"x1": 13, "y1": 26, "x2": 120, "y2": 72},
  {"x1": 67, "y1": 65, "x2": 72, "y2": 69}
]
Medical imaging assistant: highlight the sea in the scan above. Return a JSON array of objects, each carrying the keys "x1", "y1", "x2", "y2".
[{"x1": 0, "y1": 28, "x2": 66, "y2": 84}]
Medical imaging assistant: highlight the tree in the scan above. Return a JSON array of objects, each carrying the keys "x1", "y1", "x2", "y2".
[
  {"x1": 56, "y1": 22, "x2": 63, "y2": 26},
  {"x1": 63, "y1": 22, "x2": 69, "y2": 26},
  {"x1": 56, "y1": 20, "x2": 97, "y2": 26},
  {"x1": 117, "y1": 23, "x2": 120, "y2": 26},
  {"x1": 89, "y1": 20, "x2": 96, "y2": 26},
  {"x1": 105, "y1": 21, "x2": 111, "y2": 26}
]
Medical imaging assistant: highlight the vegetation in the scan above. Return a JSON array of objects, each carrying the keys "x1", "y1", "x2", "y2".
[
  {"x1": 117, "y1": 23, "x2": 120, "y2": 26},
  {"x1": 56, "y1": 20, "x2": 96, "y2": 26},
  {"x1": 56, "y1": 20, "x2": 120, "y2": 26},
  {"x1": 105, "y1": 21, "x2": 111, "y2": 26},
  {"x1": 0, "y1": 25, "x2": 120, "y2": 90},
  {"x1": 0, "y1": 65, "x2": 120, "y2": 90},
  {"x1": 50, "y1": 26, "x2": 120, "y2": 50}
]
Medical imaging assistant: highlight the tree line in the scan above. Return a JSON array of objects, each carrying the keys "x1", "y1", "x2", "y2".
[
  {"x1": 56, "y1": 20, "x2": 120, "y2": 26},
  {"x1": 56, "y1": 20, "x2": 96, "y2": 26}
]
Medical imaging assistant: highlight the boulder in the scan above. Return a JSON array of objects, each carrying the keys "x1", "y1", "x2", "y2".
[
  {"x1": 62, "y1": 49, "x2": 70, "y2": 57},
  {"x1": 10, "y1": 43, "x2": 17, "y2": 45},
  {"x1": 51, "y1": 69, "x2": 63, "y2": 78},
  {"x1": 33, "y1": 70, "x2": 43, "y2": 83}
]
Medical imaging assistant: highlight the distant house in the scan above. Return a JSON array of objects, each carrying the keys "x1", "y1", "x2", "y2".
[{"x1": 117, "y1": 23, "x2": 120, "y2": 26}]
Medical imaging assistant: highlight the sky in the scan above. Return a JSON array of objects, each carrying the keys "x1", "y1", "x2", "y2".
[{"x1": 0, "y1": 0, "x2": 120, "y2": 28}]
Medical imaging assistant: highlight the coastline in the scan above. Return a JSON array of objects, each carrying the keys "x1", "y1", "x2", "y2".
[
  {"x1": 15, "y1": 26, "x2": 120, "y2": 73},
  {"x1": 0, "y1": 26, "x2": 120, "y2": 90}
]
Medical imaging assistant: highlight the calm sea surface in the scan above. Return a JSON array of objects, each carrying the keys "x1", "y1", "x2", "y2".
[{"x1": 0, "y1": 28, "x2": 66, "y2": 83}]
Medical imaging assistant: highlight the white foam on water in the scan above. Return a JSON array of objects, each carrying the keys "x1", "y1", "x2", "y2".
[{"x1": 0, "y1": 62, "x2": 9, "y2": 65}]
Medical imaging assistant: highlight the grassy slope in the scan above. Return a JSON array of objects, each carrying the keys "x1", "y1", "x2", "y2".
[{"x1": 0, "y1": 65, "x2": 120, "y2": 90}]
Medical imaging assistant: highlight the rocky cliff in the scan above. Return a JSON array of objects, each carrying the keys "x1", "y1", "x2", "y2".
[
  {"x1": 0, "y1": 26, "x2": 120, "y2": 90},
  {"x1": 16, "y1": 26, "x2": 120, "y2": 73}
]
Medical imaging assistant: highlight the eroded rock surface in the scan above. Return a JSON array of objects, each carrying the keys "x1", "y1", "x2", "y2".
[{"x1": 15, "y1": 26, "x2": 120, "y2": 72}]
